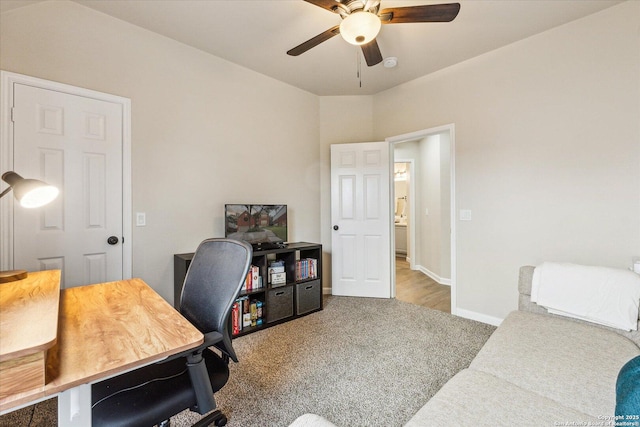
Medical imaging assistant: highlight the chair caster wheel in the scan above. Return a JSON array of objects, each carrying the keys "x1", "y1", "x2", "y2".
[{"x1": 194, "y1": 410, "x2": 227, "y2": 427}]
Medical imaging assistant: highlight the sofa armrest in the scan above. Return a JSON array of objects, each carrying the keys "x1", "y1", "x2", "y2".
[
  {"x1": 518, "y1": 265, "x2": 548, "y2": 316},
  {"x1": 517, "y1": 265, "x2": 640, "y2": 348}
]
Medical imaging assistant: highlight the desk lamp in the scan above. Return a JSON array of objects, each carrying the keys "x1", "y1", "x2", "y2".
[{"x1": 0, "y1": 171, "x2": 59, "y2": 283}]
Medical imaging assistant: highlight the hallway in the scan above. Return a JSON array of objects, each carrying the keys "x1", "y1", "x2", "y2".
[{"x1": 395, "y1": 257, "x2": 451, "y2": 314}]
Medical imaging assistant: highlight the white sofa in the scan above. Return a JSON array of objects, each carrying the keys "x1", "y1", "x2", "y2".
[{"x1": 290, "y1": 266, "x2": 640, "y2": 426}]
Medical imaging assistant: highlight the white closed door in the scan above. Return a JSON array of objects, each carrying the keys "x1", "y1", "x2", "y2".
[
  {"x1": 11, "y1": 83, "x2": 124, "y2": 288},
  {"x1": 331, "y1": 142, "x2": 391, "y2": 298}
]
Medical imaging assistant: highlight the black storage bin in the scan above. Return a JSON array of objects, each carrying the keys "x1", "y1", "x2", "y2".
[
  {"x1": 296, "y1": 280, "x2": 321, "y2": 315},
  {"x1": 266, "y1": 286, "x2": 294, "y2": 323}
]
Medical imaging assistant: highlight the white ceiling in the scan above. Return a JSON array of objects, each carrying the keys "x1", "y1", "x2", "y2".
[{"x1": 1, "y1": 0, "x2": 623, "y2": 96}]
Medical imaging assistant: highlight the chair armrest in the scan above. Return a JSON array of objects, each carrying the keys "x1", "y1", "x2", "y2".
[{"x1": 203, "y1": 331, "x2": 224, "y2": 347}]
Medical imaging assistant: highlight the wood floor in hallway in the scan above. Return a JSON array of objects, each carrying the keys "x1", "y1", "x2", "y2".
[{"x1": 395, "y1": 257, "x2": 451, "y2": 314}]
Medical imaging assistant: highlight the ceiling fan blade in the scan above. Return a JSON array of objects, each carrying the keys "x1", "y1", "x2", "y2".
[
  {"x1": 379, "y1": 3, "x2": 461, "y2": 24},
  {"x1": 287, "y1": 25, "x2": 341, "y2": 56},
  {"x1": 361, "y1": 39, "x2": 383, "y2": 66},
  {"x1": 304, "y1": 0, "x2": 341, "y2": 13}
]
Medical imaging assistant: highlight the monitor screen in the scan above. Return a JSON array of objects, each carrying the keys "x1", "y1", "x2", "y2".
[{"x1": 225, "y1": 204, "x2": 287, "y2": 246}]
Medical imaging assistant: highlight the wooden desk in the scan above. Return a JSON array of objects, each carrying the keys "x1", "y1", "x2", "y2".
[
  {"x1": 0, "y1": 274, "x2": 204, "y2": 426},
  {"x1": 0, "y1": 270, "x2": 60, "y2": 405}
]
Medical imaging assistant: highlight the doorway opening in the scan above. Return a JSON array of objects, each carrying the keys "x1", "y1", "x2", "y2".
[
  {"x1": 387, "y1": 124, "x2": 455, "y2": 314},
  {"x1": 393, "y1": 161, "x2": 410, "y2": 259}
]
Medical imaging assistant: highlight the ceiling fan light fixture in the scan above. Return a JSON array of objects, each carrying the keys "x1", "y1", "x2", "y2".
[{"x1": 339, "y1": 11, "x2": 381, "y2": 46}]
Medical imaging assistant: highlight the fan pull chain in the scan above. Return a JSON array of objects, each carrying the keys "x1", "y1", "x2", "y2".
[{"x1": 357, "y1": 49, "x2": 362, "y2": 88}]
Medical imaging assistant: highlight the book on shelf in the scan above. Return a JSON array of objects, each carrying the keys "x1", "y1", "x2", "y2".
[
  {"x1": 242, "y1": 297, "x2": 251, "y2": 328},
  {"x1": 256, "y1": 300, "x2": 263, "y2": 326},
  {"x1": 231, "y1": 300, "x2": 241, "y2": 335},
  {"x1": 295, "y1": 258, "x2": 318, "y2": 281},
  {"x1": 231, "y1": 295, "x2": 265, "y2": 336},
  {"x1": 252, "y1": 266, "x2": 260, "y2": 287},
  {"x1": 241, "y1": 265, "x2": 263, "y2": 292}
]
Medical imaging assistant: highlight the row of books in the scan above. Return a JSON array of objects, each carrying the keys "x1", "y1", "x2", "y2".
[
  {"x1": 296, "y1": 258, "x2": 318, "y2": 281},
  {"x1": 240, "y1": 258, "x2": 318, "y2": 293},
  {"x1": 241, "y1": 265, "x2": 263, "y2": 292},
  {"x1": 231, "y1": 296, "x2": 264, "y2": 335}
]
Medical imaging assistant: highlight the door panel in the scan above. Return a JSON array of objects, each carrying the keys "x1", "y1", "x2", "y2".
[
  {"x1": 331, "y1": 142, "x2": 391, "y2": 298},
  {"x1": 12, "y1": 83, "x2": 124, "y2": 288},
  {"x1": 339, "y1": 234, "x2": 357, "y2": 280},
  {"x1": 339, "y1": 175, "x2": 356, "y2": 219},
  {"x1": 364, "y1": 174, "x2": 380, "y2": 218},
  {"x1": 364, "y1": 235, "x2": 381, "y2": 281}
]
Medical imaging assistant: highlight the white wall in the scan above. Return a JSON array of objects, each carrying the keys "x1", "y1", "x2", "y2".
[
  {"x1": 373, "y1": 1, "x2": 640, "y2": 322},
  {"x1": 0, "y1": 1, "x2": 321, "y2": 304}
]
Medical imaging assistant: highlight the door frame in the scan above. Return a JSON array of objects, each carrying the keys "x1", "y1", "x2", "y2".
[
  {"x1": 0, "y1": 71, "x2": 132, "y2": 279},
  {"x1": 386, "y1": 124, "x2": 456, "y2": 315}
]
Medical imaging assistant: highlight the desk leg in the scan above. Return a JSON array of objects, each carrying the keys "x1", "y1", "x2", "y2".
[{"x1": 58, "y1": 384, "x2": 92, "y2": 427}]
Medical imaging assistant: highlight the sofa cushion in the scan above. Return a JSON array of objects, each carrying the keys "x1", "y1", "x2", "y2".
[
  {"x1": 616, "y1": 355, "x2": 640, "y2": 417},
  {"x1": 470, "y1": 311, "x2": 640, "y2": 417},
  {"x1": 405, "y1": 369, "x2": 597, "y2": 426}
]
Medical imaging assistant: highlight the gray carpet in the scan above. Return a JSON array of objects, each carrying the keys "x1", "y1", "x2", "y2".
[{"x1": 0, "y1": 296, "x2": 495, "y2": 427}]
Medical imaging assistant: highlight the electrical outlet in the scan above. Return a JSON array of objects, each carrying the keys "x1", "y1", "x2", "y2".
[{"x1": 136, "y1": 212, "x2": 146, "y2": 227}]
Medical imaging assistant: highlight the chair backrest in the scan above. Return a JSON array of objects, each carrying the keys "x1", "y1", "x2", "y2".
[{"x1": 179, "y1": 238, "x2": 252, "y2": 361}]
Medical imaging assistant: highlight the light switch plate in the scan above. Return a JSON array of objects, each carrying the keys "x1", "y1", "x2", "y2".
[
  {"x1": 460, "y1": 209, "x2": 472, "y2": 221},
  {"x1": 136, "y1": 212, "x2": 146, "y2": 226}
]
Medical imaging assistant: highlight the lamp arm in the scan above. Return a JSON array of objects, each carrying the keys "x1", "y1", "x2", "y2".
[{"x1": 0, "y1": 187, "x2": 11, "y2": 199}]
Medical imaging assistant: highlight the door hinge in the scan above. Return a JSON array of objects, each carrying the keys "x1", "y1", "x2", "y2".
[{"x1": 10, "y1": 107, "x2": 15, "y2": 123}]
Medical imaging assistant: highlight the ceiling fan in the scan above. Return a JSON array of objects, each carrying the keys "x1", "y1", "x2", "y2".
[{"x1": 287, "y1": 0, "x2": 461, "y2": 66}]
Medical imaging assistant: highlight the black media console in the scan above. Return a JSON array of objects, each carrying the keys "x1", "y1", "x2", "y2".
[{"x1": 174, "y1": 242, "x2": 323, "y2": 338}]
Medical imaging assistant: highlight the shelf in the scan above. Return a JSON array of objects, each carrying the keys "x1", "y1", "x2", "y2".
[
  {"x1": 232, "y1": 324, "x2": 265, "y2": 338},
  {"x1": 174, "y1": 242, "x2": 322, "y2": 339},
  {"x1": 238, "y1": 288, "x2": 266, "y2": 297}
]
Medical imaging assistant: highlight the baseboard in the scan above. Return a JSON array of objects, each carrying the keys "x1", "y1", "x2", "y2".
[
  {"x1": 416, "y1": 265, "x2": 451, "y2": 286},
  {"x1": 455, "y1": 308, "x2": 503, "y2": 326},
  {"x1": 323, "y1": 287, "x2": 503, "y2": 326}
]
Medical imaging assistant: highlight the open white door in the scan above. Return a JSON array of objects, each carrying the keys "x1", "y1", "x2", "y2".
[{"x1": 331, "y1": 142, "x2": 391, "y2": 298}]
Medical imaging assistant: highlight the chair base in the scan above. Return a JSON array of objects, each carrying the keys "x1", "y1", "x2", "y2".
[{"x1": 193, "y1": 409, "x2": 227, "y2": 427}]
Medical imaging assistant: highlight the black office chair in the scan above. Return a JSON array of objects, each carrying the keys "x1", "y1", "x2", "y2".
[{"x1": 91, "y1": 238, "x2": 252, "y2": 427}]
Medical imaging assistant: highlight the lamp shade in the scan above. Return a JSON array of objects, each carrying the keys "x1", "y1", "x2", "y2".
[
  {"x1": 339, "y1": 11, "x2": 381, "y2": 45},
  {"x1": 1, "y1": 171, "x2": 59, "y2": 208}
]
